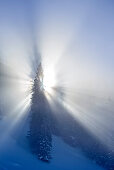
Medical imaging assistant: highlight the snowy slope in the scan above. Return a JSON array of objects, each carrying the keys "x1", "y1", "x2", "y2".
[{"x1": 0, "y1": 117, "x2": 104, "y2": 170}]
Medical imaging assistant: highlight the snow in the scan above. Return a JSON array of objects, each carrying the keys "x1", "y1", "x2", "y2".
[{"x1": 0, "y1": 117, "x2": 104, "y2": 170}]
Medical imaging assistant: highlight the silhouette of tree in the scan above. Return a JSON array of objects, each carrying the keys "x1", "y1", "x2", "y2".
[{"x1": 28, "y1": 63, "x2": 52, "y2": 162}]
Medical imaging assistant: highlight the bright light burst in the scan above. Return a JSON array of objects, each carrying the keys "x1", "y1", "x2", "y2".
[{"x1": 43, "y1": 66, "x2": 56, "y2": 94}]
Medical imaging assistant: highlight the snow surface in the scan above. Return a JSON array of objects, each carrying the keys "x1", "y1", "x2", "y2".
[{"x1": 0, "y1": 116, "x2": 104, "y2": 170}]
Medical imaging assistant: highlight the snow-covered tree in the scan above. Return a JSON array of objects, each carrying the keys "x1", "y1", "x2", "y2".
[{"x1": 28, "y1": 63, "x2": 52, "y2": 162}]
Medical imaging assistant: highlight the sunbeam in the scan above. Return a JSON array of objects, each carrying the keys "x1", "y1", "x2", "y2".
[{"x1": 0, "y1": 0, "x2": 114, "y2": 169}]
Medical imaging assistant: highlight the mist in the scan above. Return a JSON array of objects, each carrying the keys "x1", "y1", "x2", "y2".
[{"x1": 0, "y1": 0, "x2": 114, "y2": 152}]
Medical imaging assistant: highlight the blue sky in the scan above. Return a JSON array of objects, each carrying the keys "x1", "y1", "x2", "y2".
[{"x1": 0, "y1": 0, "x2": 114, "y2": 98}]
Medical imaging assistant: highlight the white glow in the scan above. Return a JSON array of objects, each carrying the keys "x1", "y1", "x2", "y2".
[{"x1": 43, "y1": 66, "x2": 56, "y2": 93}]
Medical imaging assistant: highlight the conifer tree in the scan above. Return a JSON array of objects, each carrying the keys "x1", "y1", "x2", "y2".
[{"x1": 28, "y1": 63, "x2": 52, "y2": 162}]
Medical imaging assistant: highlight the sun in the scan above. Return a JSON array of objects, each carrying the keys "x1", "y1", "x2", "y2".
[{"x1": 43, "y1": 67, "x2": 56, "y2": 93}]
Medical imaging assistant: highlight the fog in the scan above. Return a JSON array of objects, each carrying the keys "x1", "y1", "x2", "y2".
[{"x1": 0, "y1": 0, "x2": 114, "y2": 150}]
